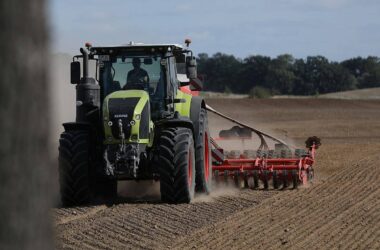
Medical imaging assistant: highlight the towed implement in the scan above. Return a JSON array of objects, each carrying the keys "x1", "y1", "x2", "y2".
[
  {"x1": 207, "y1": 105, "x2": 321, "y2": 190},
  {"x1": 58, "y1": 40, "x2": 320, "y2": 207}
]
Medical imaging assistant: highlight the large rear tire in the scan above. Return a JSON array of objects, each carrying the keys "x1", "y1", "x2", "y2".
[
  {"x1": 58, "y1": 130, "x2": 92, "y2": 206},
  {"x1": 195, "y1": 109, "x2": 212, "y2": 194},
  {"x1": 159, "y1": 127, "x2": 196, "y2": 203}
]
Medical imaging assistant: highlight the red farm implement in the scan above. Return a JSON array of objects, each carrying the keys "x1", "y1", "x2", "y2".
[{"x1": 206, "y1": 105, "x2": 321, "y2": 190}]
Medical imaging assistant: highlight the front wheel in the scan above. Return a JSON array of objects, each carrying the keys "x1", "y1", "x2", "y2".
[
  {"x1": 58, "y1": 130, "x2": 117, "y2": 207},
  {"x1": 159, "y1": 127, "x2": 195, "y2": 203},
  {"x1": 58, "y1": 130, "x2": 92, "y2": 206}
]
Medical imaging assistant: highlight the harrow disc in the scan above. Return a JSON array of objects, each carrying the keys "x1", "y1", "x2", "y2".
[
  {"x1": 243, "y1": 171, "x2": 249, "y2": 188},
  {"x1": 234, "y1": 170, "x2": 240, "y2": 188},
  {"x1": 229, "y1": 150, "x2": 241, "y2": 159},
  {"x1": 282, "y1": 170, "x2": 288, "y2": 189},
  {"x1": 273, "y1": 171, "x2": 279, "y2": 189},
  {"x1": 253, "y1": 171, "x2": 259, "y2": 189},
  {"x1": 291, "y1": 170, "x2": 298, "y2": 189},
  {"x1": 268, "y1": 150, "x2": 275, "y2": 159},
  {"x1": 262, "y1": 170, "x2": 269, "y2": 190},
  {"x1": 295, "y1": 148, "x2": 308, "y2": 158},
  {"x1": 243, "y1": 150, "x2": 256, "y2": 159},
  {"x1": 281, "y1": 149, "x2": 292, "y2": 158},
  {"x1": 224, "y1": 170, "x2": 229, "y2": 184},
  {"x1": 213, "y1": 170, "x2": 220, "y2": 185},
  {"x1": 257, "y1": 149, "x2": 269, "y2": 158}
]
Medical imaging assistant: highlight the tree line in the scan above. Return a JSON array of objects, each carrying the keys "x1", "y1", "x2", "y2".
[{"x1": 196, "y1": 53, "x2": 380, "y2": 97}]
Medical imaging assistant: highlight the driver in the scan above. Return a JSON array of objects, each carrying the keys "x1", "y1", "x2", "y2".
[{"x1": 125, "y1": 58, "x2": 149, "y2": 89}]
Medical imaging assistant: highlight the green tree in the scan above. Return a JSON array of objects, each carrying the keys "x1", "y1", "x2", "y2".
[
  {"x1": 238, "y1": 55, "x2": 271, "y2": 93},
  {"x1": 265, "y1": 54, "x2": 296, "y2": 94},
  {"x1": 197, "y1": 53, "x2": 241, "y2": 93},
  {"x1": 341, "y1": 56, "x2": 380, "y2": 88}
]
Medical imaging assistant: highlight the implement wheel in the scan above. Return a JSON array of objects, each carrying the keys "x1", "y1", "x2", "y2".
[
  {"x1": 159, "y1": 127, "x2": 196, "y2": 203},
  {"x1": 195, "y1": 109, "x2": 212, "y2": 194}
]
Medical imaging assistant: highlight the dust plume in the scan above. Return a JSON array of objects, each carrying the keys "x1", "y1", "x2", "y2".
[
  {"x1": 117, "y1": 180, "x2": 161, "y2": 201},
  {"x1": 193, "y1": 181, "x2": 239, "y2": 203}
]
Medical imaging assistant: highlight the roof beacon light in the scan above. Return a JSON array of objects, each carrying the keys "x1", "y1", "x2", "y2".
[
  {"x1": 85, "y1": 42, "x2": 92, "y2": 49},
  {"x1": 185, "y1": 38, "x2": 192, "y2": 47}
]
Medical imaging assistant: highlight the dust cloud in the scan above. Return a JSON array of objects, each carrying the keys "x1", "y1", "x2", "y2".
[
  {"x1": 193, "y1": 182, "x2": 239, "y2": 203},
  {"x1": 117, "y1": 181, "x2": 161, "y2": 201},
  {"x1": 50, "y1": 53, "x2": 76, "y2": 149}
]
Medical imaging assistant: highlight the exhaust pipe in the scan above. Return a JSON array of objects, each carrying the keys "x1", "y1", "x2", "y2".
[
  {"x1": 76, "y1": 48, "x2": 99, "y2": 122},
  {"x1": 80, "y1": 47, "x2": 90, "y2": 83}
]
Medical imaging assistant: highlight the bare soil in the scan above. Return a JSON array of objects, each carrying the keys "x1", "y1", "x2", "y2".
[{"x1": 53, "y1": 98, "x2": 380, "y2": 249}]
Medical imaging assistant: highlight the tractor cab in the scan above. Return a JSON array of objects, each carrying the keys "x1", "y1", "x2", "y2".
[{"x1": 71, "y1": 43, "x2": 200, "y2": 121}]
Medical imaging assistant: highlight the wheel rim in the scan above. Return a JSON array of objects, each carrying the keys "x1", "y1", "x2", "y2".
[
  {"x1": 204, "y1": 132, "x2": 210, "y2": 182},
  {"x1": 188, "y1": 148, "x2": 193, "y2": 187}
]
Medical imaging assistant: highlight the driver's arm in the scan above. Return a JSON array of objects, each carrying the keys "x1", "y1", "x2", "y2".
[
  {"x1": 143, "y1": 69, "x2": 149, "y2": 83},
  {"x1": 126, "y1": 70, "x2": 133, "y2": 84}
]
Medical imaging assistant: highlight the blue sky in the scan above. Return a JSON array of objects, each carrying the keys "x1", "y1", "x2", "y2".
[{"x1": 50, "y1": 0, "x2": 380, "y2": 61}]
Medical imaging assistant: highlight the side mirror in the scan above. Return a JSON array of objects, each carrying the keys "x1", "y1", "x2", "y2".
[
  {"x1": 189, "y1": 78, "x2": 203, "y2": 91},
  {"x1": 186, "y1": 56, "x2": 197, "y2": 79},
  {"x1": 70, "y1": 61, "x2": 81, "y2": 84}
]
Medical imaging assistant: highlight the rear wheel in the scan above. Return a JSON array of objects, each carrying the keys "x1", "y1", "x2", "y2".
[
  {"x1": 159, "y1": 127, "x2": 196, "y2": 203},
  {"x1": 195, "y1": 109, "x2": 212, "y2": 194}
]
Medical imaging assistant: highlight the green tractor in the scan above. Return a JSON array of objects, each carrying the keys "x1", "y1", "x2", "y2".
[{"x1": 59, "y1": 41, "x2": 212, "y2": 206}]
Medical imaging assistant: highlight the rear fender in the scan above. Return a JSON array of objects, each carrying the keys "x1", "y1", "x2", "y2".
[
  {"x1": 189, "y1": 96, "x2": 206, "y2": 139},
  {"x1": 155, "y1": 117, "x2": 194, "y2": 136},
  {"x1": 174, "y1": 90, "x2": 192, "y2": 117}
]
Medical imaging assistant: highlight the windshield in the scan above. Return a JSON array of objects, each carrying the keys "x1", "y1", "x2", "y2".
[{"x1": 100, "y1": 55, "x2": 165, "y2": 99}]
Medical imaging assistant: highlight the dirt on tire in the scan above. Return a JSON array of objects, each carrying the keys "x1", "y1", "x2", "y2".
[{"x1": 53, "y1": 99, "x2": 380, "y2": 249}]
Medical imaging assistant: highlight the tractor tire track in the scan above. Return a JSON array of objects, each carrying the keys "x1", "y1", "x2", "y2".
[
  {"x1": 55, "y1": 190, "x2": 277, "y2": 249},
  {"x1": 173, "y1": 153, "x2": 380, "y2": 250}
]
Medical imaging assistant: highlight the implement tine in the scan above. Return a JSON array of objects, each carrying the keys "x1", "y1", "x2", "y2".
[
  {"x1": 243, "y1": 171, "x2": 249, "y2": 189},
  {"x1": 234, "y1": 170, "x2": 240, "y2": 188}
]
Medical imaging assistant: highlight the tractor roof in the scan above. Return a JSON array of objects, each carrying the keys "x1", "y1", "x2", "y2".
[{"x1": 90, "y1": 42, "x2": 187, "y2": 54}]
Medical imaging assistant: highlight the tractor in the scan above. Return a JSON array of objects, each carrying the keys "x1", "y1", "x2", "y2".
[
  {"x1": 59, "y1": 40, "x2": 211, "y2": 206},
  {"x1": 59, "y1": 40, "x2": 320, "y2": 207}
]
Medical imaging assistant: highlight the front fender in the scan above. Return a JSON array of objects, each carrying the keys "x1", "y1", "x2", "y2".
[{"x1": 62, "y1": 122, "x2": 94, "y2": 131}]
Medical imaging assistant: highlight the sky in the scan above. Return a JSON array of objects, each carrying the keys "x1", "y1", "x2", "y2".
[{"x1": 50, "y1": 0, "x2": 380, "y2": 61}]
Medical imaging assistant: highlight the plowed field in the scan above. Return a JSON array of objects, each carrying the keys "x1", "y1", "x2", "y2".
[{"x1": 53, "y1": 99, "x2": 380, "y2": 249}]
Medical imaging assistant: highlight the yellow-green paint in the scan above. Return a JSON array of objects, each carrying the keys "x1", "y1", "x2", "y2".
[
  {"x1": 102, "y1": 89, "x2": 193, "y2": 146},
  {"x1": 174, "y1": 90, "x2": 192, "y2": 117},
  {"x1": 103, "y1": 90, "x2": 151, "y2": 145}
]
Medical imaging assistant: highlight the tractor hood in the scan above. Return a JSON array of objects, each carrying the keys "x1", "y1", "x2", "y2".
[{"x1": 103, "y1": 90, "x2": 151, "y2": 144}]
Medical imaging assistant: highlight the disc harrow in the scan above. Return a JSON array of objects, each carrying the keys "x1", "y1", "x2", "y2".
[{"x1": 206, "y1": 105, "x2": 321, "y2": 190}]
